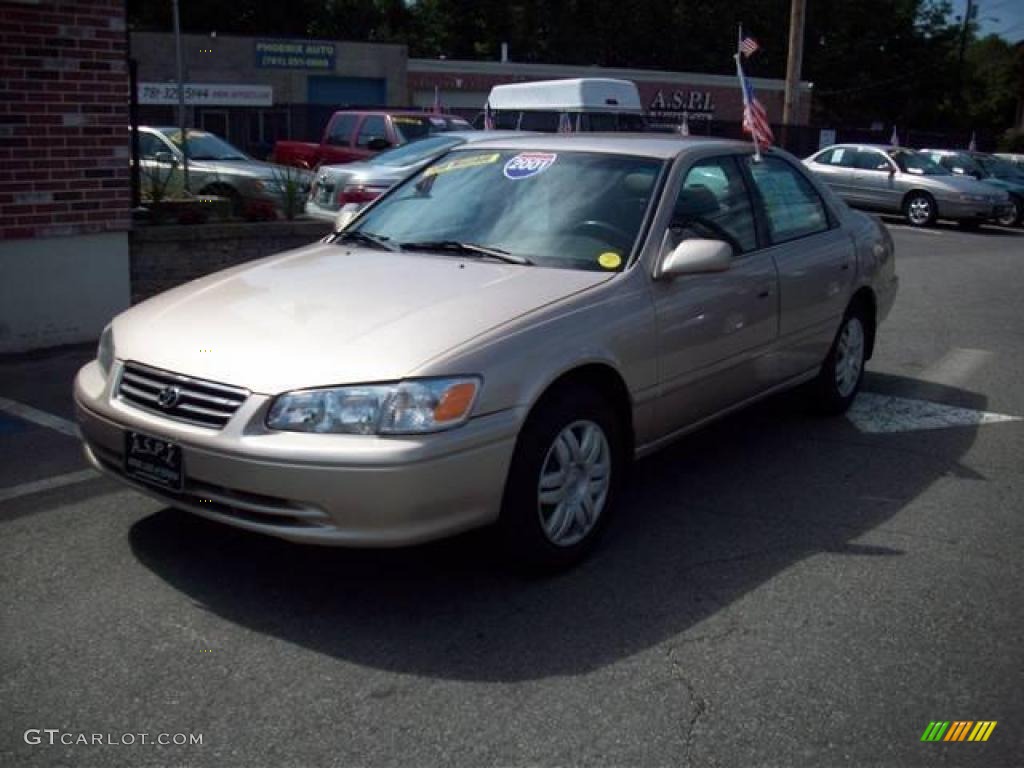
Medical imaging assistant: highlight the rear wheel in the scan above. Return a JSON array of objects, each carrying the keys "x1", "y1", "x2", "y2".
[
  {"x1": 996, "y1": 197, "x2": 1021, "y2": 227},
  {"x1": 810, "y1": 304, "x2": 869, "y2": 415},
  {"x1": 498, "y1": 386, "x2": 622, "y2": 573},
  {"x1": 903, "y1": 192, "x2": 936, "y2": 227}
]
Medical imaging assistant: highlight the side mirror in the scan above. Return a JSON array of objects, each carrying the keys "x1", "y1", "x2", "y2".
[
  {"x1": 334, "y1": 202, "x2": 363, "y2": 231},
  {"x1": 154, "y1": 151, "x2": 177, "y2": 166},
  {"x1": 367, "y1": 137, "x2": 391, "y2": 151},
  {"x1": 659, "y1": 238, "x2": 732, "y2": 278}
]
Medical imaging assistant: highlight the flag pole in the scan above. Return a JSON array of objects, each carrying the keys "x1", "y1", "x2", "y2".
[{"x1": 735, "y1": 51, "x2": 761, "y2": 162}]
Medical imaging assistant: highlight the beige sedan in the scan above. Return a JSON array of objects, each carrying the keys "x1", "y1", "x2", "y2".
[{"x1": 75, "y1": 135, "x2": 898, "y2": 571}]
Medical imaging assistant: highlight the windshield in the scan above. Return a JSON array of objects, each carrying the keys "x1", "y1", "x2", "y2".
[
  {"x1": 888, "y1": 149, "x2": 949, "y2": 176},
  {"x1": 974, "y1": 154, "x2": 1024, "y2": 180},
  {"x1": 348, "y1": 149, "x2": 664, "y2": 271},
  {"x1": 160, "y1": 129, "x2": 249, "y2": 161},
  {"x1": 392, "y1": 116, "x2": 472, "y2": 143},
  {"x1": 367, "y1": 135, "x2": 464, "y2": 167}
]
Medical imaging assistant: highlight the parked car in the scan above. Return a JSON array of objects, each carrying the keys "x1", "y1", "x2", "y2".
[
  {"x1": 271, "y1": 110, "x2": 472, "y2": 170},
  {"x1": 920, "y1": 149, "x2": 1024, "y2": 227},
  {"x1": 136, "y1": 126, "x2": 312, "y2": 216},
  {"x1": 306, "y1": 130, "x2": 533, "y2": 222},
  {"x1": 75, "y1": 135, "x2": 897, "y2": 571},
  {"x1": 804, "y1": 144, "x2": 1011, "y2": 228},
  {"x1": 994, "y1": 153, "x2": 1024, "y2": 171}
]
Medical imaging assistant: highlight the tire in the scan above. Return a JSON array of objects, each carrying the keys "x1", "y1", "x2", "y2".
[
  {"x1": 498, "y1": 385, "x2": 623, "y2": 573},
  {"x1": 200, "y1": 183, "x2": 242, "y2": 217},
  {"x1": 810, "y1": 303, "x2": 869, "y2": 415},
  {"x1": 996, "y1": 197, "x2": 1021, "y2": 228},
  {"x1": 903, "y1": 191, "x2": 936, "y2": 227}
]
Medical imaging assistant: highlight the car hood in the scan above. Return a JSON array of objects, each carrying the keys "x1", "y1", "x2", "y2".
[
  {"x1": 112, "y1": 244, "x2": 611, "y2": 394},
  {"x1": 320, "y1": 161, "x2": 418, "y2": 187}
]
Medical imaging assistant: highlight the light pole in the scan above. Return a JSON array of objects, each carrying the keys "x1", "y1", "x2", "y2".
[{"x1": 172, "y1": 0, "x2": 189, "y2": 191}]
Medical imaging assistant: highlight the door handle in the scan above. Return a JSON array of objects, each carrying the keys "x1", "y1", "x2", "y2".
[
  {"x1": 757, "y1": 289, "x2": 771, "y2": 299},
  {"x1": 840, "y1": 263, "x2": 850, "y2": 271}
]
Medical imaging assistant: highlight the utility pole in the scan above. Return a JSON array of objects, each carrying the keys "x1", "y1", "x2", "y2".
[
  {"x1": 956, "y1": 0, "x2": 975, "y2": 111},
  {"x1": 172, "y1": 0, "x2": 189, "y2": 191},
  {"x1": 782, "y1": 0, "x2": 807, "y2": 147}
]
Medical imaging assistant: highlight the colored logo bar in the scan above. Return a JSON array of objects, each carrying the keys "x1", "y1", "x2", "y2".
[{"x1": 921, "y1": 721, "x2": 997, "y2": 742}]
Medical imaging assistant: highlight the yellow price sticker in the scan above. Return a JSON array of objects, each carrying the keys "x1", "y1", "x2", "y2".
[
  {"x1": 423, "y1": 153, "x2": 501, "y2": 177},
  {"x1": 598, "y1": 252, "x2": 622, "y2": 270}
]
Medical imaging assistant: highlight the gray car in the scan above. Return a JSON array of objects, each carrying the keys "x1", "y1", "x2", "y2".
[
  {"x1": 805, "y1": 144, "x2": 1010, "y2": 228},
  {"x1": 76, "y1": 135, "x2": 897, "y2": 571},
  {"x1": 305, "y1": 131, "x2": 530, "y2": 222},
  {"x1": 138, "y1": 126, "x2": 312, "y2": 216}
]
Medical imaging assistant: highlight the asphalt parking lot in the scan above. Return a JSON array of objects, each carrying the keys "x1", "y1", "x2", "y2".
[{"x1": 1, "y1": 220, "x2": 1022, "y2": 768}]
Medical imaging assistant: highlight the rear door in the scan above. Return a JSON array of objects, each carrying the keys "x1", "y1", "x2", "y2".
[
  {"x1": 808, "y1": 147, "x2": 856, "y2": 199},
  {"x1": 744, "y1": 155, "x2": 855, "y2": 379}
]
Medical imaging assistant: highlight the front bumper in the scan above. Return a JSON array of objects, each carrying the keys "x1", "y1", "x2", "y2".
[{"x1": 74, "y1": 360, "x2": 520, "y2": 547}]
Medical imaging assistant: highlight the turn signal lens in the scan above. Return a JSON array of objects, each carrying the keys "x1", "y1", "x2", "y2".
[{"x1": 433, "y1": 381, "x2": 478, "y2": 423}]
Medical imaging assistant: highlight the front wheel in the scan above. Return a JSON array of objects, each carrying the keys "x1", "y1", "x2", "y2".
[
  {"x1": 996, "y1": 197, "x2": 1021, "y2": 228},
  {"x1": 810, "y1": 307, "x2": 868, "y2": 415},
  {"x1": 903, "y1": 192, "x2": 936, "y2": 227},
  {"x1": 498, "y1": 386, "x2": 622, "y2": 573}
]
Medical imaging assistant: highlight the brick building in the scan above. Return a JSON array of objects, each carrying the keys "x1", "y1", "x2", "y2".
[{"x1": 0, "y1": 0, "x2": 130, "y2": 354}]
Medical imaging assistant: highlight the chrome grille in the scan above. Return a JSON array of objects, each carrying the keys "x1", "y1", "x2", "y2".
[{"x1": 117, "y1": 362, "x2": 248, "y2": 428}]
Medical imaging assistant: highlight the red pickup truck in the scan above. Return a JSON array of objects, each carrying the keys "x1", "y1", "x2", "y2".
[{"x1": 271, "y1": 110, "x2": 472, "y2": 169}]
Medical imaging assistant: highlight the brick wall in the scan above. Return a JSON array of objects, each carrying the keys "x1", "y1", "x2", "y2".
[{"x1": 0, "y1": 0, "x2": 130, "y2": 241}]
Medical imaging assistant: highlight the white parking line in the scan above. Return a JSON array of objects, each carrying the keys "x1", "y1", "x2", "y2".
[
  {"x1": 0, "y1": 469, "x2": 99, "y2": 503},
  {"x1": 886, "y1": 224, "x2": 945, "y2": 236},
  {"x1": 919, "y1": 348, "x2": 993, "y2": 388},
  {"x1": 848, "y1": 392, "x2": 1020, "y2": 434},
  {"x1": 0, "y1": 396, "x2": 80, "y2": 438}
]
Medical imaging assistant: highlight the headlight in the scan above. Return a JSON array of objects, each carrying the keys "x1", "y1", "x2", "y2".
[
  {"x1": 958, "y1": 193, "x2": 988, "y2": 203},
  {"x1": 97, "y1": 324, "x2": 114, "y2": 378},
  {"x1": 266, "y1": 377, "x2": 481, "y2": 435}
]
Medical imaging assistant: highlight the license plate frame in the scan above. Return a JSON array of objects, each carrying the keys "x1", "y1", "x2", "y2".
[{"x1": 124, "y1": 430, "x2": 183, "y2": 492}]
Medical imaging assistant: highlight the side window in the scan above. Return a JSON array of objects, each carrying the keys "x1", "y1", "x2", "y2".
[
  {"x1": 854, "y1": 150, "x2": 891, "y2": 171},
  {"x1": 356, "y1": 115, "x2": 388, "y2": 148},
  {"x1": 816, "y1": 147, "x2": 854, "y2": 167},
  {"x1": 747, "y1": 156, "x2": 830, "y2": 244},
  {"x1": 671, "y1": 156, "x2": 757, "y2": 253},
  {"x1": 326, "y1": 114, "x2": 357, "y2": 147},
  {"x1": 139, "y1": 132, "x2": 170, "y2": 160}
]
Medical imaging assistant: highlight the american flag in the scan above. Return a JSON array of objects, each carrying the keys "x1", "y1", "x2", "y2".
[
  {"x1": 736, "y1": 56, "x2": 773, "y2": 148},
  {"x1": 739, "y1": 35, "x2": 760, "y2": 57},
  {"x1": 483, "y1": 102, "x2": 495, "y2": 130}
]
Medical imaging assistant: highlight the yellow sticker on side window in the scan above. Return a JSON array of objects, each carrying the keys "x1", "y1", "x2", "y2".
[
  {"x1": 423, "y1": 153, "x2": 501, "y2": 176},
  {"x1": 598, "y1": 252, "x2": 622, "y2": 269}
]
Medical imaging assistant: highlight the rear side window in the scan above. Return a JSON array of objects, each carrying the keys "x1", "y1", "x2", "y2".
[
  {"x1": 747, "y1": 157, "x2": 830, "y2": 244},
  {"x1": 356, "y1": 115, "x2": 388, "y2": 147},
  {"x1": 326, "y1": 114, "x2": 357, "y2": 147},
  {"x1": 815, "y1": 147, "x2": 854, "y2": 167},
  {"x1": 672, "y1": 156, "x2": 757, "y2": 253}
]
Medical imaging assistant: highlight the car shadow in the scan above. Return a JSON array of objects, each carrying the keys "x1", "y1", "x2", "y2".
[{"x1": 129, "y1": 373, "x2": 984, "y2": 682}]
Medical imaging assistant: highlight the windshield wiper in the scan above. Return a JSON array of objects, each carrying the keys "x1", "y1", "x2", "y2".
[
  {"x1": 334, "y1": 230, "x2": 401, "y2": 252},
  {"x1": 400, "y1": 240, "x2": 533, "y2": 265}
]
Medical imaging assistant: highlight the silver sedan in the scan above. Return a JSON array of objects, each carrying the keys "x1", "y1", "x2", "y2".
[
  {"x1": 306, "y1": 131, "x2": 531, "y2": 222},
  {"x1": 805, "y1": 144, "x2": 1010, "y2": 228},
  {"x1": 76, "y1": 136, "x2": 897, "y2": 571}
]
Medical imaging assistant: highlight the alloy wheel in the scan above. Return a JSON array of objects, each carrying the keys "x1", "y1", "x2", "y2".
[
  {"x1": 537, "y1": 420, "x2": 611, "y2": 547},
  {"x1": 835, "y1": 316, "x2": 865, "y2": 398}
]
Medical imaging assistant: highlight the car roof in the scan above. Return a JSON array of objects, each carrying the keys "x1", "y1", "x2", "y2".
[{"x1": 442, "y1": 133, "x2": 753, "y2": 159}]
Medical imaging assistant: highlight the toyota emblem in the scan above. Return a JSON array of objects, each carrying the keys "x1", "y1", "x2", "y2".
[{"x1": 157, "y1": 385, "x2": 181, "y2": 409}]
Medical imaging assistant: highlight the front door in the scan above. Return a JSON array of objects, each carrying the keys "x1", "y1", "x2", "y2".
[
  {"x1": 850, "y1": 148, "x2": 901, "y2": 212},
  {"x1": 651, "y1": 154, "x2": 780, "y2": 438}
]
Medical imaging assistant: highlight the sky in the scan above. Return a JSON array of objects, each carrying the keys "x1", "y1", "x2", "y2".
[{"x1": 952, "y1": 0, "x2": 1024, "y2": 43}]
